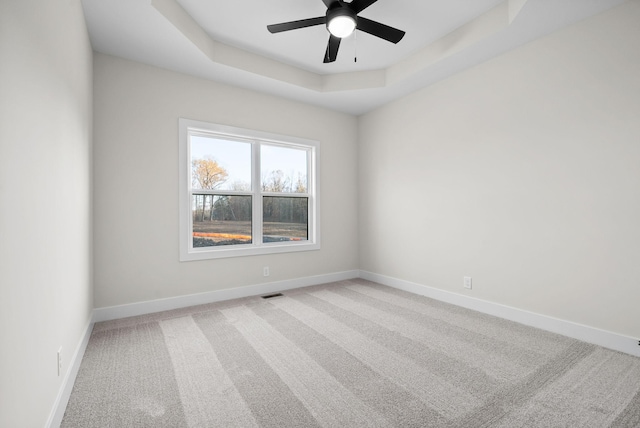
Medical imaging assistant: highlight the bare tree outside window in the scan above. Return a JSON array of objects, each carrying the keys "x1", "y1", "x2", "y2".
[
  {"x1": 192, "y1": 157, "x2": 228, "y2": 221},
  {"x1": 191, "y1": 157, "x2": 251, "y2": 247}
]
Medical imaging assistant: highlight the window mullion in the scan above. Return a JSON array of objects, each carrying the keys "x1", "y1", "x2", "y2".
[
  {"x1": 307, "y1": 145, "x2": 315, "y2": 243},
  {"x1": 252, "y1": 140, "x2": 262, "y2": 247},
  {"x1": 261, "y1": 192, "x2": 310, "y2": 198},
  {"x1": 190, "y1": 189, "x2": 253, "y2": 197},
  {"x1": 187, "y1": 190, "x2": 194, "y2": 252}
]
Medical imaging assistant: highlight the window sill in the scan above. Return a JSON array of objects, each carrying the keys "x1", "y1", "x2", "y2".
[{"x1": 179, "y1": 241, "x2": 321, "y2": 262}]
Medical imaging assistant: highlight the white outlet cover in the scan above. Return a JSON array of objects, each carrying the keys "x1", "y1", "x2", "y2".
[{"x1": 464, "y1": 277, "x2": 472, "y2": 289}]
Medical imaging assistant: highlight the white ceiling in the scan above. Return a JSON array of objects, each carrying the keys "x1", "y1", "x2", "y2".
[{"x1": 82, "y1": 0, "x2": 626, "y2": 115}]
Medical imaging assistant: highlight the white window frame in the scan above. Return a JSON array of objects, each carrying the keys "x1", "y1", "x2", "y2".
[{"x1": 179, "y1": 118, "x2": 320, "y2": 261}]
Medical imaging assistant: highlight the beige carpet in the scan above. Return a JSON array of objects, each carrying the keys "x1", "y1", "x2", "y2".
[{"x1": 62, "y1": 279, "x2": 640, "y2": 427}]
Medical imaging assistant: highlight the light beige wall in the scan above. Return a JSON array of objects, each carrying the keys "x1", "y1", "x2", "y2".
[
  {"x1": 359, "y1": 1, "x2": 640, "y2": 338},
  {"x1": 93, "y1": 53, "x2": 359, "y2": 308},
  {"x1": 0, "y1": 0, "x2": 93, "y2": 426}
]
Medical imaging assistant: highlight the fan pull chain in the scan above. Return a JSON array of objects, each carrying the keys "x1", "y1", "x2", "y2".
[{"x1": 354, "y1": 30, "x2": 358, "y2": 63}]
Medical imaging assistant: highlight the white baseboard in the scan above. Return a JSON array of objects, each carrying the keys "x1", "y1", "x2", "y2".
[
  {"x1": 46, "y1": 316, "x2": 94, "y2": 428},
  {"x1": 93, "y1": 270, "x2": 360, "y2": 323},
  {"x1": 360, "y1": 270, "x2": 640, "y2": 358}
]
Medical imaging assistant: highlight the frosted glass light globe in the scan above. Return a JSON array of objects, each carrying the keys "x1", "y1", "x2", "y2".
[{"x1": 327, "y1": 15, "x2": 356, "y2": 38}]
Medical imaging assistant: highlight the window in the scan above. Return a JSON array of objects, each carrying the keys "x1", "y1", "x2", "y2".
[{"x1": 179, "y1": 118, "x2": 319, "y2": 261}]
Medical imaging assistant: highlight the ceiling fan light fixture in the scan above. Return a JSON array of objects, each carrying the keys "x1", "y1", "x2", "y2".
[
  {"x1": 327, "y1": 3, "x2": 358, "y2": 39},
  {"x1": 327, "y1": 11, "x2": 356, "y2": 38}
]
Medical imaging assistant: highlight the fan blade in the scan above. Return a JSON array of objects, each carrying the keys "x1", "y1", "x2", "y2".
[
  {"x1": 323, "y1": 35, "x2": 341, "y2": 63},
  {"x1": 349, "y1": 0, "x2": 378, "y2": 13},
  {"x1": 321, "y1": 0, "x2": 338, "y2": 8},
  {"x1": 356, "y1": 17, "x2": 405, "y2": 44},
  {"x1": 267, "y1": 16, "x2": 326, "y2": 33}
]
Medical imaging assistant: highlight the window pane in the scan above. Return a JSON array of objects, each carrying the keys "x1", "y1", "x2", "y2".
[
  {"x1": 263, "y1": 197, "x2": 308, "y2": 243},
  {"x1": 261, "y1": 145, "x2": 308, "y2": 193},
  {"x1": 192, "y1": 195, "x2": 252, "y2": 247},
  {"x1": 190, "y1": 135, "x2": 251, "y2": 191}
]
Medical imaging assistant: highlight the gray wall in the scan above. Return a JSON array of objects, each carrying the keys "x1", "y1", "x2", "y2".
[
  {"x1": 92, "y1": 53, "x2": 359, "y2": 308},
  {"x1": 0, "y1": 0, "x2": 93, "y2": 426},
  {"x1": 359, "y1": 1, "x2": 640, "y2": 339}
]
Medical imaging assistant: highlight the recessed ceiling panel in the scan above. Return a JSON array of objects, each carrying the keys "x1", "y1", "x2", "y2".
[{"x1": 176, "y1": 0, "x2": 505, "y2": 74}]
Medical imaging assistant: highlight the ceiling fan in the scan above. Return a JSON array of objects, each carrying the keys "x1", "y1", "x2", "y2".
[{"x1": 267, "y1": 0, "x2": 406, "y2": 63}]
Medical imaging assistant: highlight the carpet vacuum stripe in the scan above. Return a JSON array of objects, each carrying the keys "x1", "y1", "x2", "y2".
[
  {"x1": 287, "y1": 290, "x2": 504, "y2": 399},
  {"x1": 346, "y1": 282, "x2": 572, "y2": 356},
  {"x1": 309, "y1": 288, "x2": 527, "y2": 381},
  {"x1": 268, "y1": 295, "x2": 481, "y2": 419},
  {"x1": 62, "y1": 324, "x2": 188, "y2": 427},
  {"x1": 219, "y1": 304, "x2": 392, "y2": 427},
  {"x1": 339, "y1": 284, "x2": 549, "y2": 368},
  {"x1": 251, "y1": 299, "x2": 450, "y2": 427},
  {"x1": 192, "y1": 311, "x2": 321, "y2": 427},
  {"x1": 159, "y1": 316, "x2": 259, "y2": 427},
  {"x1": 494, "y1": 347, "x2": 640, "y2": 427},
  {"x1": 610, "y1": 388, "x2": 640, "y2": 428},
  {"x1": 451, "y1": 341, "x2": 596, "y2": 427}
]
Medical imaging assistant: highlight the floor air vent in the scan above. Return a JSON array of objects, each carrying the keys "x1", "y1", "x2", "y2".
[{"x1": 261, "y1": 293, "x2": 284, "y2": 299}]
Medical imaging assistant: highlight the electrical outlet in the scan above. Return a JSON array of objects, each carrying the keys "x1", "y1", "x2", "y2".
[
  {"x1": 464, "y1": 277, "x2": 472, "y2": 290},
  {"x1": 263, "y1": 266, "x2": 270, "y2": 277},
  {"x1": 57, "y1": 347, "x2": 62, "y2": 376}
]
